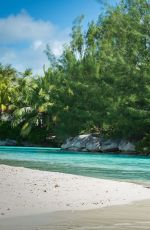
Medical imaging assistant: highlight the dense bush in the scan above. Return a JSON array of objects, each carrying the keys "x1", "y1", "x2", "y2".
[{"x1": 0, "y1": 0, "x2": 150, "y2": 151}]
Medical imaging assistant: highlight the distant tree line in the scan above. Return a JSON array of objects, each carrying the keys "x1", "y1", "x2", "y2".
[{"x1": 0, "y1": 0, "x2": 150, "y2": 151}]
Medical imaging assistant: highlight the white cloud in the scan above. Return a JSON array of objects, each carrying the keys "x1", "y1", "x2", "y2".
[
  {"x1": 0, "y1": 11, "x2": 70, "y2": 74},
  {"x1": 0, "y1": 10, "x2": 55, "y2": 44},
  {"x1": 32, "y1": 40, "x2": 43, "y2": 51},
  {"x1": 50, "y1": 41, "x2": 64, "y2": 56}
]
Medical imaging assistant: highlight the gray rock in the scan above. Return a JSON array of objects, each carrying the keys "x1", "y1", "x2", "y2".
[
  {"x1": 0, "y1": 140, "x2": 6, "y2": 146},
  {"x1": 101, "y1": 139, "x2": 119, "y2": 152},
  {"x1": 61, "y1": 134, "x2": 101, "y2": 152},
  {"x1": 0, "y1": 139, "x2": 17, "y2": 146},
  {"x1": 118, "y1": 140, "x2": 135, "y2": 152},
  {"x1": 85, "y1": 136, "x2": 101, "y2": 152},
  {"x1": 61, "y1": 134, "x2": 136, "y2": 153}
]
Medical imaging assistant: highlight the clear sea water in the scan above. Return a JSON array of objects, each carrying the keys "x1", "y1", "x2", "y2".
[{"x1": 0, "y1": 146, "x2": 150, "y2": 184}]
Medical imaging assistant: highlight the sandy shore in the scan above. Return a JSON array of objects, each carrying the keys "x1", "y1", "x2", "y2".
[
  {"x1": 1, "y1": 200, "x2": 150, "y2": 230},
  {"x1": 0, "y1": 164, "x2": 150, "y2": 220}
]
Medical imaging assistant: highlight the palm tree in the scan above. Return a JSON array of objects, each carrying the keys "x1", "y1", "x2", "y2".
[
  {"x1": 0, "y1": 64, "x2": 18, "y2": 118},
  {"x1": 12, "y1": 72, "x2": 55, "y2": 138}
]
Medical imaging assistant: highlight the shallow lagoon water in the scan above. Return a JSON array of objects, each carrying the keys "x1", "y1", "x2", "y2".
[
  {"x1": 1, "y1": 146, "x2": 150, "y2": 230},
  {"x1": 0, "y1": 146, "x2": 150, "y2": 184}
]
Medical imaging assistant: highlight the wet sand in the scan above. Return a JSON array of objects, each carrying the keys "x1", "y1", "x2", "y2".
[{"x1": 1, "y1": 200, "x2": 150, "y2": 230}]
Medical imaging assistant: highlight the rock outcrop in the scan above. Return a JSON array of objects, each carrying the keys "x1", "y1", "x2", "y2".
[
  {"x1": 61, "y1": 134, "x2": 101, "y2": 152},
  {"x1": 118, "y1": 140, "x2": 135, "y2": 152},
  {"x1": 0, "y1": 139, "x2": 17, "y2": 146},
  {"x1": 61, "y1": 134, "x2": 135, "y2": 153}
]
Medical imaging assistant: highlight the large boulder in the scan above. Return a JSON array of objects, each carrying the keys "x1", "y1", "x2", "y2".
[
  {"x1": 101, "y1": 139, "x2": 120, "y2": 152},
  {"x1": 85, "y1": 136, "x2": 101, "y2": 151},
  {"x1": 118, "y1": 140, "x2": 135, "y2": 152},
  {"x1": 61, "y1": 134, "x2": 101, "y2": 152},
  {"x1": 0, "y1": 139, "x2": 17, "y2": 146},
  {"x1": 61, "y1": 134, "x2": 136, "y2": 153},
  {"x1": 0, "y1": 140, "x2": 7, "y2": 146}
]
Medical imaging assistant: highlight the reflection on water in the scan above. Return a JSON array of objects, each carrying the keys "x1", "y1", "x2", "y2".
[{"x1": 0, "y1": 146, "x2": 150, "y2": 184}]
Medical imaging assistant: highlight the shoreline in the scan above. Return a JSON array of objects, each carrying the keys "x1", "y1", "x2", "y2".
[
  {"x1": 0, "y1": 145, "x2": 149, "y2": 156},
  {"x1": 1, "y1": 200, "x2": 150, "y2": 230},
  {"x1": 1, "y1": 165, "x2": 150, "y2": 220}
]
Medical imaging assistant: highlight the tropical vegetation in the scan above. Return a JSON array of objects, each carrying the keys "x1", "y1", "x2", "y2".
[{"x1": 0, "y1": 0, "x2": 150, "y2": 151}]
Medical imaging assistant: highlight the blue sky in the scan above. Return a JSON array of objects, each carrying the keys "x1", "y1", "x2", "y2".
[{"x1": 0, "y1": 0, "x2": 118, "y2": 74}]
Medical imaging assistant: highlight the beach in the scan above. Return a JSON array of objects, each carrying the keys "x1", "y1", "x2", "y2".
[
  {"x1": 0, "y1": 164, "x2": 150, "y2": 229},
  {"x1": 1, "y1": 200, "x2": 150, "y2": 230}
]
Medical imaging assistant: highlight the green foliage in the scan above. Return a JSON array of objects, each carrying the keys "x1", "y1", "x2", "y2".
[
  {"x1": 136, "y1": 134, "x2": 150, "y2": 153},
  {"x1": 0, "y1": 121, "x2": 21, "y2": 141},
  {"x1": 0, "y1": 0, "x2": 150, "y2": 151}
]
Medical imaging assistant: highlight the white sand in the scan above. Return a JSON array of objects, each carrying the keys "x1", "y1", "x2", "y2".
[{"x1": 0, "y1": 164, "x2": 150, "y2": 219}]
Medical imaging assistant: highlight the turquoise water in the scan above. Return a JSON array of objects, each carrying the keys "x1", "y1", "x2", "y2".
[{"x1": 0, "y1": 146, "x2": 150, "y2": 184}]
